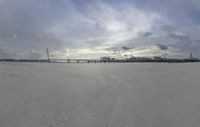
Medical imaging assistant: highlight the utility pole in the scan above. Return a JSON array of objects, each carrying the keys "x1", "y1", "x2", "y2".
[{"x1": 47, "y1": 48, "x2": 50, "y2": 63}]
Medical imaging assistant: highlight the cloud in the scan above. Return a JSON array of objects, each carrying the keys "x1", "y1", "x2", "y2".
[
  {"x1": 48, "y1": 1, "x2": 161, "y2": 49},
  {"x1": 121, "y1": 46, "x2": 133, "y2": 50},
  {"x1": 0, "y1": 48, "x2": 10, "y2": 59},
  {"x1": 156, "y1": 44, "x2": 168, "y2": 50},
  {"x1": 138, "y1": 32, "x2": 153, "y2": 37},
  {"x1": 162, "y1": 25, "x2": 176, "y2": 33},
  {"x1": 0, "y1": 0, "x2": 72, "y2": 50},
  {"x1": 168, "y1": 32, "x2": 188, "y2": 40},
  {"x1": 29, "y1": 50, "x2": 42, "y2": 59},
  {"x1": 0, "y1": 0, "x2": 200, "y2": 58}
]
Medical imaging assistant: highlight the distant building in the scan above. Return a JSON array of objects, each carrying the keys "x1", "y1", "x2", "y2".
[
  {"x1": 188, "y1": 53, "x2": 198, "y2": 60},
  {"x1": 154, "y1": 56, "x2": 162, "y2": 60},
  {"x1": 154, "y1": 56, "x2": 167, "y2": 61},
  {"x1": 100, "y1": 57, "x2": 115, "y2": 62},
  {"x1": 132, "y1": 57, "x2": 152, "y2": 60}
]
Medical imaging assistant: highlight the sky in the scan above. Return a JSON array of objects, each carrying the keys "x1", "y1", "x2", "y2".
[{"x1": 1, "y1": 0, "x2": 200, "y2": 59}]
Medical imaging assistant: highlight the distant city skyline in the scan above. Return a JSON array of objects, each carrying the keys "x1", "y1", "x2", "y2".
[{"x1": 1, "y1": 0, "x2": 200, "y2": 59}]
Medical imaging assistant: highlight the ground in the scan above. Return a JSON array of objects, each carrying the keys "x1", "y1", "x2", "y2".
[{"x1": 0, "y1": 63, "x2": 200, "y2": 127}]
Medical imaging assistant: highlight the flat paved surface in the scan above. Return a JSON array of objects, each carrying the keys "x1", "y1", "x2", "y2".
[{"x1": 0, "y1": 63, "x2": 200, "y2": 127}]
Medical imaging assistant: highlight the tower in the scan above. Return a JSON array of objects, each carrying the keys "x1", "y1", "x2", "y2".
[
  {"x1": 47, "y1": 48, "x2": 50, "y2": 62},
  {"x1": 190, "y1": 52, "x2": 193, "y2": 59}
]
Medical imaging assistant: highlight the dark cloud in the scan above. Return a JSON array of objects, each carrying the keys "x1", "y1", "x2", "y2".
[
  {"x1": 121, "y1": 46, "x2": 133, "y2": 50},
  {"x1": 156, "y1": 44, "x2": 168, "y2": 50},
  {"x1": 162, "y1": 25, "x2": 176, "y2": 33},
  {"x1": 168, "y1": 32, "x2": 189, "y2": 40},
  {"x1": 138, "y1": 32, "x2": 153, "y2": 37},
  {"x1": 104, "y1": 47, "x2": 120, "y2": 51}
]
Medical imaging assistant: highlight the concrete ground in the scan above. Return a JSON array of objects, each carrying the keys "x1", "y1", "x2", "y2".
[{"x1": 0, "y1": 63, "x2": 200, "y2": 127}]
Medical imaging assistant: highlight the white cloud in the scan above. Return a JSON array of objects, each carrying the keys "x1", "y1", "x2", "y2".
[
  {"x1": 46, "y1": 1, "x2": 162, "y2": 58},
  {"x1": 49, "y1": 45, "x2": 177, "y2": 59}
]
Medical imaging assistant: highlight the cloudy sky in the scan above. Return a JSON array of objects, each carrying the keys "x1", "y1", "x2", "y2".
[{"x1": 1, "y1": 0, "x2": 200, "y2": 59}]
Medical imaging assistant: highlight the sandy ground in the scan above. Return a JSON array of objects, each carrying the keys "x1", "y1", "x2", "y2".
[{"x1": 0, "y1": 63, "x2": 200, "y2": 127}]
